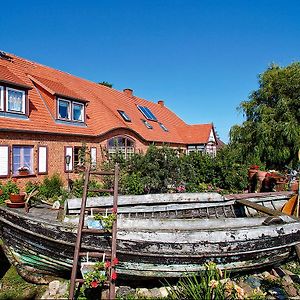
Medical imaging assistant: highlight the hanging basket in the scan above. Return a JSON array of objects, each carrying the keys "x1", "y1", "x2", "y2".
[
  {"x1": 86, "y1": 208, "x2": 104, "y2": 229},
  {"x1": 80, "y1": 253, "x2": 106, "y2": 279}
]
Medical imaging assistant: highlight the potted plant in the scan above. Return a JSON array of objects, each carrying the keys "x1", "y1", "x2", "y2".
[
  {"x1": 93, "y1": 209, "x2": 117, "y2": 232},
  {"x1": 18, "y1": 166, "x2": 30, "y2": 176},
  {"x1": 7, "y1": 179, "x2": 25, "y2": 203},
  {"x1": 81, "y1": 257, "x2": 119, "y2": 291}
]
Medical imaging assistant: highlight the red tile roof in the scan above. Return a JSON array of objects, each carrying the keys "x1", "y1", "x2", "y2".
[{"x1": 0, "y1": 51, "x2": 218, "y2": 145}]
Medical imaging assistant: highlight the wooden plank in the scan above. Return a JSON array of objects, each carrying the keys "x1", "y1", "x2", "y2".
[
  {"x1": 67, "y1": 192, "x2": 225, "y2": 210},
  {"x1": 236, "y1": 199, "x2": 286, "y2": 216}
]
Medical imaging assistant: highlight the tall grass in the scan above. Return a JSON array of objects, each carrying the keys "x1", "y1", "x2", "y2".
[{"x1": 166, "y1": 262, "x2": 241, "y2": 300}]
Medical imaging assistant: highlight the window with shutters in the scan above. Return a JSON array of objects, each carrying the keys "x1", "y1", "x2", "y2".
[{"x1": 12, "y1": 145, "x2": 34, "y2": 176}]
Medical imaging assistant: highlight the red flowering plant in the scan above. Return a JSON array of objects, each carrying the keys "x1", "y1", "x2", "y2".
[
  {"x1": 82, "y1": 257, "x2": 119, "y2": 289},
  {"x1": 82, "y1": 261, "x2": 109, "y2": 289},
  {"x1": 250, "y1": 165, "x2": 259, "y2": 170}
]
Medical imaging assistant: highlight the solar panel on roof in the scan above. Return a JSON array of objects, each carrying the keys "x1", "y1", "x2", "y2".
[{"x1": 137, "y1": 105, "x2": 157, "y2": 121}]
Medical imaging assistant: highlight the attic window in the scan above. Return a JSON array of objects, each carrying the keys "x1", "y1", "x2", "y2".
[
  {"x1": 73, "y1": 102, "x2": 84, "y2": 122},
  {"x1": 118, "y1": 110, "x2": 131, "y2": 122},
  {"x1": 58, "y1": 98, "x2": 85, "y2": 122},
  {"x1": 58, "y1": 99, "x2": 71, "y2": 120},
  {"x1": 159, "y1": 122, "x2": 168, "y2": 132},
  {"x1": 6, "y1": 87, "x2": 26, "y2": 114},
  {"x1": 141, "y1": 119, "x2": 153, "y2": 129},
  {"x1": 137, "y1": 105, "x2": 157, "y2": 121}
]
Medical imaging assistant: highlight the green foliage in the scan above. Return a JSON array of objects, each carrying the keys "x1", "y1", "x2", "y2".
[
  {"x1": 102, "y1": 145, "x2": 249, "y2": 195},
  {"x1": 82, "y1": 261, "x2": 107, "y2": 289},
  {"x1": 25, "y1": 181, "x2": 40, "y2": 194},
  {"x1": 39, "y1": 173, "x2": 64, "y2": 200},
  {"x1": 98, "y1": 81, "x2": 113, "y2": 88},
  {"x1": 0, "y1": 180, "x2": 19, "y2": 204},
  {"x1": 94, "y1": 212, "x2": 116, "y2": 230},
  {"x1": 121, "y1": 173, "x2": 144, "y2": 195},
  {"x1": 166, "y1": 262, "x2": 237, "y2": 300},
  {"x1": 230, "y1": 62, "x2": 300, "y2": 170},
  {"x1": 0, "y1": 265, "x2": 44, "y2": 299},
  {"x1": 71, "y1": 176, "x2": 105, "y2": 198}
]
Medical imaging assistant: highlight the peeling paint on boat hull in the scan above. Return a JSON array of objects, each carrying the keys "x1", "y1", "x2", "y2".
[{"x1": 0, "y1": 192, "x2": 299, "y2": 283}]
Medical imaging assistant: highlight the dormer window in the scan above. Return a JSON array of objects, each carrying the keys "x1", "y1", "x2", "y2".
[
  {"x1": 58, "y1": 98, "x2": 85, "y2": 122},
  {"x1": 73, "y1": 102, "x2": 84, "y2": 122},
  {"x1": 6, "y1": 87, "x2": 26, "y2": 114},
  {"x1": 58, "y1": 99, "x2": 71, "y2": 120},
  {"x1": 118, "y1": 110, "x2": 131, "y2": 122}
]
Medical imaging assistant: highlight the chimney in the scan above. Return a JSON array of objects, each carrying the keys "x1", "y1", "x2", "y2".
[
  {"x1": 157, "y1": 100, "x2": 164, "y2": 107},
  {"x1": 123, "y1": 88, "x2": 133, "y2": 97}
]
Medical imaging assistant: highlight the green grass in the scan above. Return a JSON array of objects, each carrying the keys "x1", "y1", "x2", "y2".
[{"x1": 0, "y1": 266, "x2": 46, "y2": 300}]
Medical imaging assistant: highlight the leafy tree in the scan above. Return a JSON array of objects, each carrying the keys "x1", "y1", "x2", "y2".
[
  {"x1": 230, "y1": 63, "x2": 300, "y2": 169},
  {"x1": 98, "y1": 81, "x2": 113, "y2": 88}
]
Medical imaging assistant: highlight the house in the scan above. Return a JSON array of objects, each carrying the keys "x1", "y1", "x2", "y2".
[{"x1": 0, "y1": 50, "x2": 221, "y2": 185}]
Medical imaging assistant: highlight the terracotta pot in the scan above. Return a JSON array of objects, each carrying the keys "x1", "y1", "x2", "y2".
[
  {"x1": 248, "y1": 169, "x2": 258, "y2": 180},
  {"x1": 18, "y1": 170, "x2": 29, "y2": 176},
  {"x1": 257, "y1": 170, "x2": 267, "y2": 181},
  {"x1": 291, "y1": 181, "x2": 299, "y2": 192},
  {"x1": 9, "y1": 193, "x2": 25, "y2": 203}
]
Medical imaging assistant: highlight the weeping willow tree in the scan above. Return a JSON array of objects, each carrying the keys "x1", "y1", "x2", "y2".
[{"x1": 230, "y1": 63, "x2": 300, "y2": 170}]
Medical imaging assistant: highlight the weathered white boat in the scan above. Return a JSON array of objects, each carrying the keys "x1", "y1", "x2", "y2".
[{"x1": 0, "y1": 191, "x2": 299, "y2": 283}]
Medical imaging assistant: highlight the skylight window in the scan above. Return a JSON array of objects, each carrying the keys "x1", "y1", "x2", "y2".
[
  {"x1": 141, "y1": 119, "x2": 153, "y2": 129},
  {"x1": 118, "y1": 110, "x2": 131, "y2": 122},
  {"x1": 159, "y1": 122, "x2": 168, "y2": 132},
  {"x1": 137, "y1": 105, "x2": 157, "y2": 121}
]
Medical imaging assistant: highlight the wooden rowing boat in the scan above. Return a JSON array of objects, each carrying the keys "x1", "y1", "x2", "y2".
[{"x1": 0, "y1": 191, "x2": 299, "y2": 284}]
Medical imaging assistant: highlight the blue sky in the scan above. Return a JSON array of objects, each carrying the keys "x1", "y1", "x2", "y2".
[{"x1": 1, "y1": 0, "x2": 300, "y2": 142}]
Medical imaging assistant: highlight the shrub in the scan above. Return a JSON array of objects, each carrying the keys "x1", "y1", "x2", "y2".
[
  {"x1": 39, "y1": 173, "x2": 64, "y2": 200},
  {"x1": 25, "y1": 181, "x2": 40, "y2": 194},
  {"x1": 71, "y1": 176, "x2": 106, "y2": 198},
  {"x1": 121, "y1": 173, "x2": 144, "y2": 195}
]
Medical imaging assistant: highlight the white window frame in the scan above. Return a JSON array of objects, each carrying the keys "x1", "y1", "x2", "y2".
[
  {"x1": 72, "y1": 101, "x2": 84, "y2": 122},
  {"x1": 0, "y1": 86, "x2": 3, "y2": 111},
  {"x1": 12, "y1": 145, "x2": 34, "y2": 176},
  {"x1": 108, "y1": 136, "x2": 135, "y2": 159},
  {"x1": 6, "y1": 87, "x2": 26, "y2": 114},
  {"x1": 58, "y1": 98, "x2": 71, "y2": 120}
]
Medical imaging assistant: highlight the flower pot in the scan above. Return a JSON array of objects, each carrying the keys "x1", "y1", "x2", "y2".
[
  {"x1": 257, "y1": 171, "x2": 267, "y2": 181},
  {"x1": 18, "y1": 170, "x2": 29, "y2": 176},
  {"x1": 291, "y1": 181, "x2": 299, "y2": 192},
  {"x1": 9, "y1": 193, "x2": 25, "y2": 203},
  {"x1": 248, "y1": 169, "x2": 258, "y2": 180}
]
